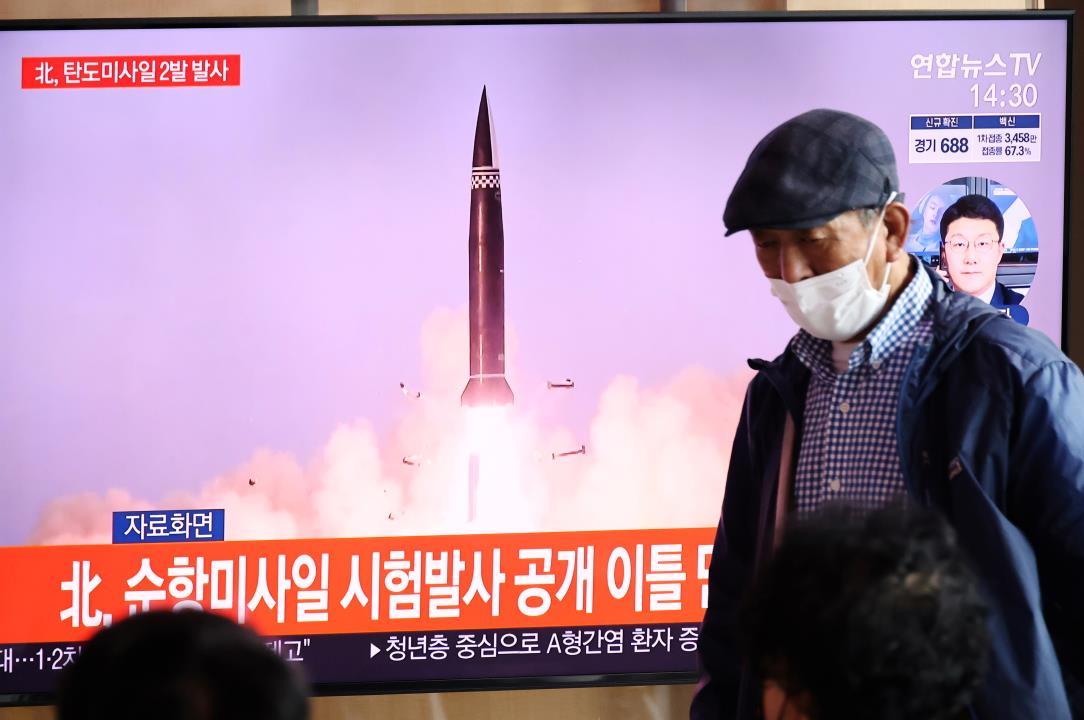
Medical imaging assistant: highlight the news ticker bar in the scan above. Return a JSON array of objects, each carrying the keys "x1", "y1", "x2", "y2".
[{"x1": 0, "y1": 622, "x2": 701, "y2": 694}]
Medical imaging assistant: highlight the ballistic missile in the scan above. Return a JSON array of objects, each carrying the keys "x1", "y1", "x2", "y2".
[
  {"x1": 460, "y1": 87, "x2": 514, "y2": 408},
  {"x1": 547, "y1": 378, "x2": 575, "y2": 390}
]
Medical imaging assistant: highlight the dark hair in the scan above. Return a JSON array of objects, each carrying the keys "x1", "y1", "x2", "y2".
[
  {"x1": 740, "y1": 502, "x2": 989, "y2": 720},
  {"x1": 939, "y1": 193, "x2": 1004, "y2": 242},
  {"x1": 58, "y1": 610, "x2": 309, "y2": 720},
  {"x1": 852, "y1": 193, "x2": 903, "y2": 229},
  {"x1": 852, "y1": 207, "x2": 881, "y2": 229}
]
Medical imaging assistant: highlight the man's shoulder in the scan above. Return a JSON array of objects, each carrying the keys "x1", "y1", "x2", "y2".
[
  {"x1": 746, "y1": 343, "x2": 805, "y2": 389},
  {"x1": 740, "y1": 344, "x2": 813, "y2": 435},
  {"x1": 924, "y1": 275, "x2": 1065, "y2": 377},
  {"x1": 742, "y1": 360, "x2": 778, "y2": 408},
  {"x1": 953, "y1": 311, "x2": 1070, "y2": 379}
]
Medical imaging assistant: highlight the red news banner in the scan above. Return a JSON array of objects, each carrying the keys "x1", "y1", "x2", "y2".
[
  {"x1": 21, "y1": 55, "x2": 240, "y2": 89},
  {"x1": 0, "y1": 528, "x2": 716, "y2": 644}
]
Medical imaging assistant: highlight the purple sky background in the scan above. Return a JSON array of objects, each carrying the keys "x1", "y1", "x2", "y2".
[{"x1": 0, "y1": 19, "x2": 1069, "y2": 546}]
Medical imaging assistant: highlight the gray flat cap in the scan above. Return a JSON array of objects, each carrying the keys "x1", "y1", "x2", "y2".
[{"x1": 723, "y1": 109, "x2": 899, "y2": 236}]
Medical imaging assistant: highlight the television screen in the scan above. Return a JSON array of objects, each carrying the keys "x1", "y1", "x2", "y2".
[{"x1": 0, "y1": 12, "x2": 1071, "y2": 702}]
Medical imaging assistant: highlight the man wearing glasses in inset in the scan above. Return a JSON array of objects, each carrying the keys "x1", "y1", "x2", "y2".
[{"x1": 940, "y1": 194, "x2": 1029, "y2": 326}]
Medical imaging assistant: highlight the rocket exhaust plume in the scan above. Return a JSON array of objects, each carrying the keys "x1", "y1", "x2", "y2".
[{"x1": 461, "y1": 87, "x2": 514, "y2": 408}]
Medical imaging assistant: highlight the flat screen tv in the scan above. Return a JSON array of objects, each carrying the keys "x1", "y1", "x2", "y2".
[{"x1": 0, "y1": 10, "x2": 1072, "y2": 704}]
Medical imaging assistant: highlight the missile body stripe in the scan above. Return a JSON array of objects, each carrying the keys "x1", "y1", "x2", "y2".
[{"x1": 471, "y1": 176, "x2": 501, "y2": 190}]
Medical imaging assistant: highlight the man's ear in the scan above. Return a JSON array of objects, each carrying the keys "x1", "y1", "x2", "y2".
[{"x1": 883, "y1": 201, "x2": 911, "y2": 261}]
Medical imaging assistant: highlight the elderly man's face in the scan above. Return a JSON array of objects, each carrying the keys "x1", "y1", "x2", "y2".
[
  {"x1": 750, "y1": 211, "x2": 882, "y2": 285},
  {"x1": 943, "y1": 217, "x2": 1003, "y2": 296}
]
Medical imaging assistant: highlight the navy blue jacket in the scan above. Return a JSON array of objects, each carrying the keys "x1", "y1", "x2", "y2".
[{"x1": 693, "y1": 265, "x2": 1084, "y2": 720}]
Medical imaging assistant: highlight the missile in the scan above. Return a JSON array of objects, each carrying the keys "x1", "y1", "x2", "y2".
[
  {"x1": 552, "y1": 445, "x2": 587, "y2": 461},
  {"x1": 547, "y1": 378, "x2": 575, "y2": 390},
  {"x1": 460, "y1": 87, "x2": 514, "y2": 408}
]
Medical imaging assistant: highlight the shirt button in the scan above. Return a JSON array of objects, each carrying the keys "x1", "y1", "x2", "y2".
[
  {"x1": 829, "y1": 479, "x2": 842, "y2": 492},
  {"x1": 839, "y1": 401, "x2": 851, "y2": 414},
  {"x1": 871, "y1": 359, "x2": 882, "y2": 370}
]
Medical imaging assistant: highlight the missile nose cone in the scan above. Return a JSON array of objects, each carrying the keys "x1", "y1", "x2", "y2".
[{"x1": 473, "y1": 86, "x2": 497, "y2": 169}]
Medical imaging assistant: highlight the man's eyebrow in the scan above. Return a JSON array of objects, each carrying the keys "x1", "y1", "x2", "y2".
[{"x1": 948, "y1": 232, "x2": 997, "y2": 240}]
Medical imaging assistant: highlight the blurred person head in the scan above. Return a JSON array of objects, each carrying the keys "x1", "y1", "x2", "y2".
[
  {"x1": 940, "y1": 194, "x2": 1005, "y2": 297},
  {"x1": 58, "y1": 610, "x2": 309, "y2": 720},
  {"x1": 916, "y1": 191, "x2": 949, "y2": 236},
  {"x1": 923, "y1": 193, "x2": 949, "y2": 232},
  {"x1": 740, "y1": 503, "x2": 990, "y2": 720}
]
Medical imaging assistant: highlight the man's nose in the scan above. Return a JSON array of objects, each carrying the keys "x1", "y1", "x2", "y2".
[
  {"x1": 963, "y1": 244, "x2": 978, "y2": 263},
  {"x1": 778, "y1": 244, "x2": 812, "y2": 284}
]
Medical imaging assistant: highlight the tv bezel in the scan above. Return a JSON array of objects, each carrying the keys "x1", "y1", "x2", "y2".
[{"x1": 0, "y1": 9, "x2": 1073, "y2": 705}]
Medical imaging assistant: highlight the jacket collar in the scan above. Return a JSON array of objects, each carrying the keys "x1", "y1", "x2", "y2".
[{"x1": 748, "y1": 262, "x2": 1003, "y2": 404}]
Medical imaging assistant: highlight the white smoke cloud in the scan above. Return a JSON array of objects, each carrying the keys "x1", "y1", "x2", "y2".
[
  {"x1": 28, "y1": 309, "x2": 751, "y2": 545},
  {"x1": 517, "y1": 366, "x2": 750, "y2": 533},
  {"x1": 29, "y1": 488, "x2": 147, "y2": 546}
]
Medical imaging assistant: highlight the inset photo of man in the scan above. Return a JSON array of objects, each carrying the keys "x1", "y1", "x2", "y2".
[
  {"x1": 940, "y1": 193, "x2": 1030, "y2": 326},
  {"x1": 908, "y1": 177, "x2": 1038, "y2": 327}
]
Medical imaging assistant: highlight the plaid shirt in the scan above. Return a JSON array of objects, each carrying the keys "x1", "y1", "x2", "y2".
[{"x1": 791, "y1": 263, "x2": 934, "y2": 513}]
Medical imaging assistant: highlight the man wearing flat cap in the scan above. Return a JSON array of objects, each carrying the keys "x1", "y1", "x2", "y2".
[{"x1": 693, "y1": 109, "x2": 1084, "y2": 720}]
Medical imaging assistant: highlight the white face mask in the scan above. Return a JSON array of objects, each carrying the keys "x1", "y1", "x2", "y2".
[{"x1": 768, "y1": 192, "x2": 897, "y2": 343}]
